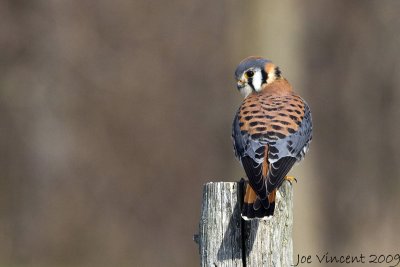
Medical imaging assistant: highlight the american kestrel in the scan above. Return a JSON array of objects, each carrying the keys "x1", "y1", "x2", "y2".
[{"x1": 232, "y1": 57, "x2": 312, "y2": 220}]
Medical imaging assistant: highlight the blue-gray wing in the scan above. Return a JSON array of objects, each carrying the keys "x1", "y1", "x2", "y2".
[
  {"x1": 232, "y1": 110, "x2": 264, "y2": 165},
  {"x1": 268, "y1": 99, "x2": 313, "y2": 164},
  {"x1": 232, "y1": 110, "x2": 268, "y2": 202}
]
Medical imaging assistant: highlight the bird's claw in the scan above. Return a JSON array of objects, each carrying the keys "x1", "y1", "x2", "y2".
[{"x1": 285, "y1": 175, "x2": 297, "y2": 184}]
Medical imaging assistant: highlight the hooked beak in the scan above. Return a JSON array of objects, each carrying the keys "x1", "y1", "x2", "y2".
[{"x1": 237, "y1": 79, "x2": 245, "y2": 90}]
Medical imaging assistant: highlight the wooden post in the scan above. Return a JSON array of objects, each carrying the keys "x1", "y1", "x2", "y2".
[{"x1": 194, "y1": 180, "x2": 293, "y2": 267}]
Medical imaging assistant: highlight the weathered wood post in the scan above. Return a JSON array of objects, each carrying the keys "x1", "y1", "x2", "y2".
[{"x1": 194, "y1": 180, "x2": 293, "y2": 267}]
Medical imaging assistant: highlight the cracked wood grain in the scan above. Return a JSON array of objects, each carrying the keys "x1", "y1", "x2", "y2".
[{"x1": 196, "y1": 181, "x2": 293, "y2": 267}]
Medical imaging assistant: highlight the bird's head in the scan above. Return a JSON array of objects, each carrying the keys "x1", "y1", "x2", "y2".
[{"x1": 234, "y1": 57, "x2": 282, "y2": 98}]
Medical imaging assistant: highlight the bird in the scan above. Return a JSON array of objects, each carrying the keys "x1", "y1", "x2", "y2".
[{"x1": 232, "y1": 57, "x2": 312, "y2": 220}]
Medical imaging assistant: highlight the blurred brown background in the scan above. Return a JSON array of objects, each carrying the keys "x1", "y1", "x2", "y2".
[{"x1": 1, "y1": 0, "x2": 400, "y2": 266}]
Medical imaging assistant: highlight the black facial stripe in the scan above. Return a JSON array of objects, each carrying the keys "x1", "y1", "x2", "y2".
[
  {"x1": 261, "y1": 69, "x2": 267, "y2": 84},
  {"x1": 275, "y1": 67, "x2": 281, "y2": 78},
  {"x1": 248, "y1": 77, "x2": 255, "y2": 90}
]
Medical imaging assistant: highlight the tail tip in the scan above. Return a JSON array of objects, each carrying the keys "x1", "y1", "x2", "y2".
[
  {"x1": 241, "y1": 201, "x2": 275, "y2": 220},
  {"x1": 241, "y1": 214, "x2": 273, "y2": 221}
]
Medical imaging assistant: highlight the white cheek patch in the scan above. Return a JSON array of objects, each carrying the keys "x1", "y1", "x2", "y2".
[
  {"x1": 240, "y1": 85, "x2": 253, "y2": 98},
  {"x1": 252, "y1": 71, "x2": 263, "y2": 92}
]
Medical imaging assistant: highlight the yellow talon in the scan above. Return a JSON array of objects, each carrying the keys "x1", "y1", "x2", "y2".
[{"x1": 285, "y1": 176, "x2": 297, "y2": 184}]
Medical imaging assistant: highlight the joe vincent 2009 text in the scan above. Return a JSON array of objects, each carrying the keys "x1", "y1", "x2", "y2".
[{"x1": 292, "y1": 252, "x2": 400, "y2": 266}]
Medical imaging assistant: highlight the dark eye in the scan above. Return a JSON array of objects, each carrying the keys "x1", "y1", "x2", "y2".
[{"x1": 245, "y1": 70, "x2": 254, "y2": 78}]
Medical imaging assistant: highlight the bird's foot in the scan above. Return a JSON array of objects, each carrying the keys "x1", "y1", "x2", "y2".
[{"x1": 285, "y1": 175, "x2": 297, "y2": 184}]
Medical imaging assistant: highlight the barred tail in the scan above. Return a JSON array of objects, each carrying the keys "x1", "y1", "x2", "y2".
[{"x1": 241, "y1": 184, "x2": 276, "y2": 220}]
